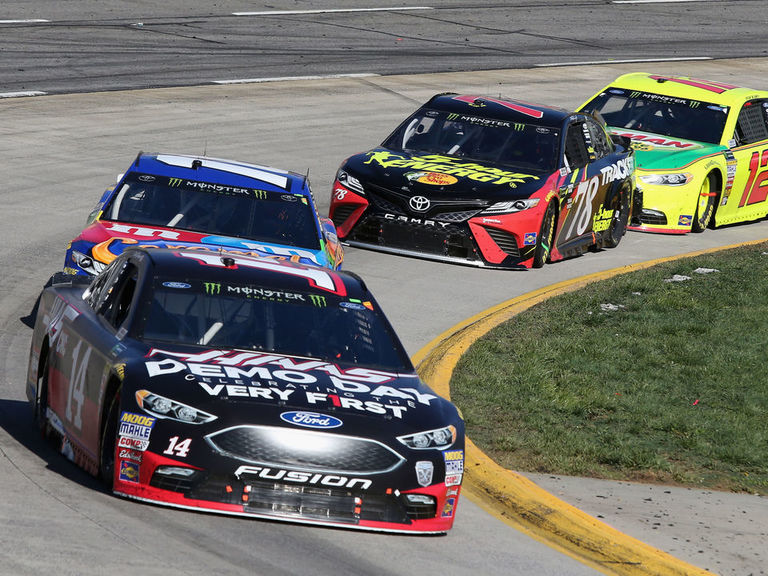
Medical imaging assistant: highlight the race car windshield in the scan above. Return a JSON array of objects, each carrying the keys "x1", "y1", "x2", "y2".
[
  {"x1": 140, "y1": 279, "x2": 411, "y2": 371},
  {"x1": 103, "y1": 173, "x2": 321, "y2": 250},
  {"x1": 582, "y1": 89, "x2": 729, "y2": 144},
  {"x1": 381, "y1": 109, "x2": 559, "y2": 172}
]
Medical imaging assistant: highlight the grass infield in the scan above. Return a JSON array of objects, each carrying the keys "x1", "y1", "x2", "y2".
[{"x1": 451, "y1": 241, "x2": 768, "y2": 495}]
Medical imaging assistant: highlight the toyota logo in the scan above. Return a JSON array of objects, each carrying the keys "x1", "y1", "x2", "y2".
[{"x1": 409, "y1": 195, "x2": 431, "y2": 213}]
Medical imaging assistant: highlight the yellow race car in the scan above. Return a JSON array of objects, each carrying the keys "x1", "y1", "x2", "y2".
[{"x1": 579, "y1": 73, "x2": 768, "y2": 233}]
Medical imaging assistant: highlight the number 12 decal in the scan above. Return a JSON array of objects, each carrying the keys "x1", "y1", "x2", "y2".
[{"x1": 739, "y1": 149, "x2": 768, "y2": 207}]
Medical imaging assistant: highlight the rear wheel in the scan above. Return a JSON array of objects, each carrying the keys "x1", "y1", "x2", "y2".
[
  {"x1": 99, "y1": 388, "x2": 121, "y2": 488},
  {"x1": 603, "y1": 185, "x2": 631, "y2": 249},
  {"x1": 691, "y1": 173, "x2": 716, "y2": 233},
  {"x1": 533, "y1": 202, "x2": 556, "y2": 268}
]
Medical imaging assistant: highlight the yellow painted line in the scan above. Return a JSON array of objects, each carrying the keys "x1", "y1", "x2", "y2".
[{"x1": 414, "y1": 238, "x2": 768, "y2": 575}]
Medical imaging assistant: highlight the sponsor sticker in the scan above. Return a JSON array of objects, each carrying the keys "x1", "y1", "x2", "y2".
[
  {"x1": 118, "y1": 436, "x2": 150, "y2": 451},
  {"x1": 441, "y1": 497, "x2": 457, "y2": 518},
  {"x1": 678, "y1": 215, "x2": 693, "y2": 226},
  {"x1": 524, "y1": 232, "x2": 537, "y2": 246},
  {"x1": 280, "y1": 411, "x2": 343, "y2": 429},
  {"x1": 119, "y1": 460, "x2": 139, "y2": 483},
  {"x1": 445, "y1": 473, "x2": 463, "y2": 487},
  {"x1": 416, "y1": 461, "x2": 434, "y2": 487},
  {"x1": 416, "y1": 172, "x2": 458, "y2": 186},
  {"x1": 162, "y1": 282, "x2": 191, "y2": 289},
  {"x1": 444, "y1": 450, "x2": 464, "y2": 475},
  {"x1": 119, "y1": 412, "x2": 156, "y2": 443}
]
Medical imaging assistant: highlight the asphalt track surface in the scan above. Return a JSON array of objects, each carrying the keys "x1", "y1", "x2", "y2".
[{"x1": 1, "y1": 2, "x2": 767, "y2": 575}]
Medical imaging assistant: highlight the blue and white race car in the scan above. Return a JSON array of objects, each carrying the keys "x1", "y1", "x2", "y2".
[{"x1": 64, "y1": 153, "x2": 343, "y2": 275}]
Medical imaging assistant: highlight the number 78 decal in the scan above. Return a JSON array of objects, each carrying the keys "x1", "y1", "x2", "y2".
[{"x1": 562, "y1": 175, "x2": 600, "y2": 239}]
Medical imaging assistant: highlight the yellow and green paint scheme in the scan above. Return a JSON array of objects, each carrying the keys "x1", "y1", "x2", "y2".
[{"x1": 580, "y1": 73, "x2": 768, "y2": 234}]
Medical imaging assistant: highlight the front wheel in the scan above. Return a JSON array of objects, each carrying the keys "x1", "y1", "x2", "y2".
[
  {"x1": 603, "y1": 185, "x2": 631, "y2": 249},
  {"x1": 532, "y1": 202, "x2": 556, "y2": 268},
  {"x1": 99, "y1": 388, "x2": 121, "y2": 488},
  {"x1": 691, "y1": 173, "x2": 717, "y2": 233}
]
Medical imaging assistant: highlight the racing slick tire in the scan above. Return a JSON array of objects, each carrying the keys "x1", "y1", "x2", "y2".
[
  {"x1": 35, "y1": 346, "x2": 52, "y2": 439},
  {"x1": 99, "y1": 386, "x2": 121, "y2": 488},
  {"x1": 533, "y1": 201, "x2": 556, "y2": 268},
  {"x1": 603, "y1": 184, "x2": 631, "y2": 249},
  {"x1": 692, "y1": 173, "x2": 717, "y2": 233}
]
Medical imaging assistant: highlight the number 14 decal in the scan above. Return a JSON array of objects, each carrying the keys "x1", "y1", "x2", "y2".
[
  {"x1": 739, "y1": 149, "x2": 768, "y2": 207},
  {"x1": 164, "y1": 436, "x2": 192, "y2": 457}
]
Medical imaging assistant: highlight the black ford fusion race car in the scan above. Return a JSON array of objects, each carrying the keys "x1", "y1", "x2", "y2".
[
  {"x1": 27, "y1": 248, "x2": 464, "y2": 533},
  {"x1": 330, "y1": 93, "x2": 639, "y2": 269}
]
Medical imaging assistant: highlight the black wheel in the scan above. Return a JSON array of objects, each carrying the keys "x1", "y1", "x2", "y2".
[
  {"x1": 533, "y1": 202, "x2": 556, "y2": 268},
  {"x1": 691, "y1": 173, "x2": 717, "y2": 233},
  {"x1": 35, "y1": 350, "x2": 51, "y2": 438},
  {"x1": 603, "y1": 185, "x2": 631, "y2": 249},
  {"x1": 99, "y1": 388, "x2": 121, "y2": 487}
]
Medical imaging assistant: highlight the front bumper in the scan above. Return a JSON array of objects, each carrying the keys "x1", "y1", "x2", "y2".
[
  {"x1": 627, "y1": 181, "x2": 698, "y2": 234},
  {"x1": 330, "y1": 183, "x2": 545, "y2": 270},
  {"x1": 114, "y1": 450, "x2": 461, "y2": 534}
]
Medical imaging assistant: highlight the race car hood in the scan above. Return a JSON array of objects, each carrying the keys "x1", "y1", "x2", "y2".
[
  {"x1": 134, "y1": 346, "x2": 461, "y2": 437},
  {"x1": 73, "y1": 220, "x2": 325, "y2": 267},
  {"x1": 344, "y1": 147, "x2": 549, "y2": 202},
  {"x1": 606, "y1": 128, "x2": 725, "y2": 171}
]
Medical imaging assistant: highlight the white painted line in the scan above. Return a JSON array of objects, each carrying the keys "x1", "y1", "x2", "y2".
[
  {"x1": 0, "y1": 91, "x2": 47, "y2": 98},
  {"x1": 0, "y1": 19, "x2": 50, "y2": 23},
  {"x1": 213, "y1": 73, "x2": 379, "y2": 85},
  {"x1": 613, "y1": 0, "x2": 712, "y2": 3},
  {"x1": 536, "y1": 56, "x2": 712, "y2": 68},
  {"x1": 233, "y1": 7, "x2": 433, "y2": 16}
]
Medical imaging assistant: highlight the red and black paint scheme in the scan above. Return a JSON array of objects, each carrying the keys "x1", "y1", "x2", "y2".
[
  {"x1": 330, "y1": 93, "x2": 639, "y2": 269},
  {"x1": 27, "y1": 248, "x2": 464, "y2": 533}
]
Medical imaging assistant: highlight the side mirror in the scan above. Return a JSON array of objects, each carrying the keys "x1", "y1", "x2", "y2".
[{"x1": 610, "y1": 133, "x2": 632, "y2": 152}]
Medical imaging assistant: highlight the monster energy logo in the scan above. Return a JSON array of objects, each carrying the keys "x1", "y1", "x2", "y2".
[
  {"x1": 630, "y1": 91, "x2": 641, "y2": 99},
  {"x1": 254, "y1": 190, "x2": 268, "y2": 199},
  {"x1": 169, "y1": 178, "x2": 183, "y2": 187},
  {"x1": 447, "y1": 113, "x2": 459, "y2": 121},
  {"x1": 689, "y1": 101, "x2": 700, "y2": 108},
  {"x1": 204, "y1": 282, "x2": 221, "y2": 295},
  {"x1": 309, "y1": 294, "x2": 327, "y2": 307},
  {"x1": 513, "y1": 123, "x2": 524, "y2": 131}
]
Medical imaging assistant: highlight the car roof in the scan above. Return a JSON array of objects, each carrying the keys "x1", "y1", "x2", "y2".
[
  {"x1": 424, "y1": 92, "x2": 574, "y2": 127},
  {"x1": 136, "y1": 247, "x2": 361, "y2": 296},
  {"x1": 603, "y1": 73, "x2": 768, "y2": 106},
  {"x1": 128, "y1": 153, "x2": 312, "y2": 196}
]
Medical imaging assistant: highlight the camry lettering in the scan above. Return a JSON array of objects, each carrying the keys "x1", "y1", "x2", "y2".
[
  {"x1": 385, "y1": 214, "x2": 450, "y2": 228},
  {"x1": 234, "y1": 466, "x2": 373, "y2": 490}
]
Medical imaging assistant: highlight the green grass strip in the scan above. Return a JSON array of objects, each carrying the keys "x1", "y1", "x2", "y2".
[{"x1": 451, "y1": 241, "x2": 768, "y2": 494}]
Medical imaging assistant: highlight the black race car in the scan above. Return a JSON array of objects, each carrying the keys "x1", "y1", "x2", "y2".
[
  {"x1": 330, "y1": 93, "x2": 639, "y2": 269},
  {"x1": 27, "y1": 248, "x2": 464, "y2": 533}
]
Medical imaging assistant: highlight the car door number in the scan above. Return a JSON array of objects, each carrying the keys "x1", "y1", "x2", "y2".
[
  {"x1": 563, "y1": 175, "x2": 600, "y2": 238},
  {"x1": 739, "y1": 149, "x2": 768, "y2": 207},
  {"x1": 66, "y1": 340, "x2": 92, "y2": 430}
]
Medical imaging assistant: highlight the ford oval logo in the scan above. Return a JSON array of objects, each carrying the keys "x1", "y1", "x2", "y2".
[
  {"x1": 280, "y1": 411, "x2": 343, "y2": 429},
  {"x1": 409, "y1": 195, "x2": 431, "y2": 213}
]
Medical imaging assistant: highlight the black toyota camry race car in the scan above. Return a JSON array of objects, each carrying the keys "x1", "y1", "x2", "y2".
[
  {"x1": 330, "y1": 93, "x2": 639, "y2": 269},
  {"x1": 27, "y1": 248, "x2": 464, "y2": 533}
]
